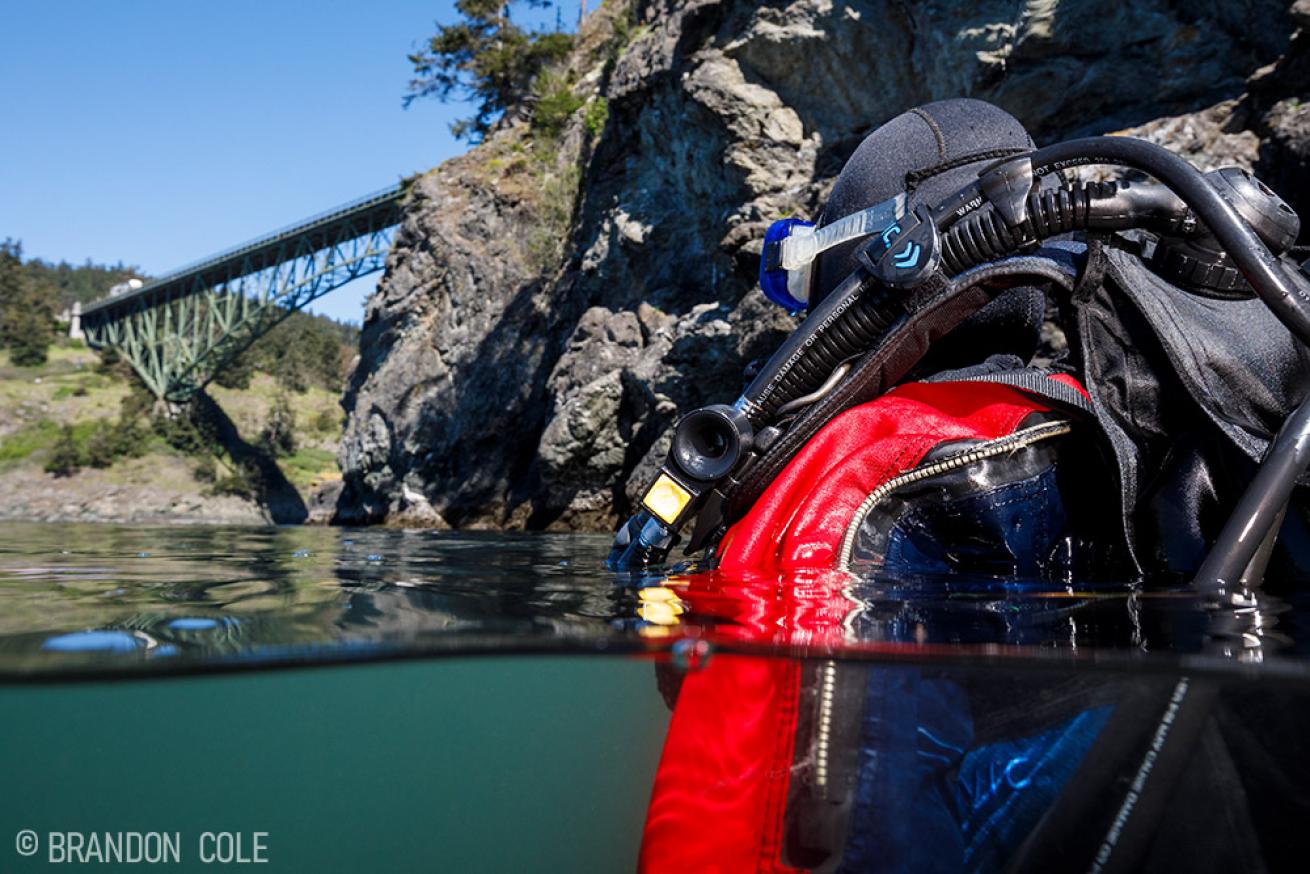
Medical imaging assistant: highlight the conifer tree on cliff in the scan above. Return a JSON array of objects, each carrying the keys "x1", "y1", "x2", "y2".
[
  {"x1": 0, "y1": 240, "x2": 55, "y2": 367},
  {"x1": 405, "y1": 0, "x2": 573, "y2": 141}
]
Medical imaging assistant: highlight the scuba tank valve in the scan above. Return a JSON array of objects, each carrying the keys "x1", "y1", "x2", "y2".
[{"x1": 1152, "y1": 167, "x2": 1301, "y2": 298}]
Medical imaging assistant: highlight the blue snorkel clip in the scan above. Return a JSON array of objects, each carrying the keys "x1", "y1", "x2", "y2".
[
  {"x1": 759, "y1": 194, "x2": 908, "y2": 312},
  {"x1": 760, "y1": 218, "x2": 816, "y2": 311}
]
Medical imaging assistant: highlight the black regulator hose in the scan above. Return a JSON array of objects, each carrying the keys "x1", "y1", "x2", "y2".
[
  {"x1": 938, "y1": 179, "x2": 1189, "y2": 275},
  {"x1": 736, "y1": 270, "x2": 900, "y2": 423},
  {"x1": 1020, "y1": 137, "x2": 1310, "y2": 344},
  {"x1": 610, "y1": 135, "x2": 1310, "y2": 567}
]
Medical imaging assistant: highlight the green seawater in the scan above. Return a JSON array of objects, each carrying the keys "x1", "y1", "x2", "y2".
[
  {"x1": 0, "y1": 657, "x2": 670, "y2": 872},
  {"x1": 0, "y1": 522, "x2": 672, "y2": 872}
]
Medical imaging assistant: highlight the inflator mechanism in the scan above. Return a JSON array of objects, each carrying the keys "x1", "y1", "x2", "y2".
[
  {"x1": 610, "y1": 136, "x2": 1310, "y2": 577},
  {"x1": 608, "y1": 405, "x2": 754, "y2": 568}
]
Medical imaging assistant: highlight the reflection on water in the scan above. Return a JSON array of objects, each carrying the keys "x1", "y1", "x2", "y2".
[
  {"x1": 5, "y1": 522, "x2": 1310, "y2": 870},
  {"x1": 0, "y1": 522, "x2": 1308, "y2": 677},
  {"x1": 0, "y1": 523, "x2": 626, "y2": 674}
]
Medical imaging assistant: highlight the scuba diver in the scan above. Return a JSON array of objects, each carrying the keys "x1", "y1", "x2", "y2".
[
  {"x1": 613, "y1": 99, "x2": 1310, "y2": 873},
  {"x1": 610, "y1": 98, "x2": 1310, "y2": 595}
]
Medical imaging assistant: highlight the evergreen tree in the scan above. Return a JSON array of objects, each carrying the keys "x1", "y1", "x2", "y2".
[
  {"x1": 259, "y1": 393, "x2": 298, "y2": 458},
  {"x1": 0, "y1": 241, "x2": 22, "y2": 350},
  {"x1": 0, "y1": 240, "x2": 55, "y2": 367},
  {"x1": 83, "y1": 424, "x2": 117, "y2": 469},
  {"x1": 405, "y1": 0, "x2": 573, "y2": 141}
]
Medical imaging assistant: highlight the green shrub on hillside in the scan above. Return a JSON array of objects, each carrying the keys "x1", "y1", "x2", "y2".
[
  {"x1": 192, "y1": 455, "x2": 218, "y2": 484},
  {"x1": 532, "y1": 72, "x2": 584, "y2": 137},
  {"x1": 9, "y1": 332, "x2": 52, "y2": 367},
  {"x1": 312, "y1": 408, "x2": 340, "y2": 434},
  {"x1": 84, "y1": 418, "x2": 147, "y2": 468},
  {"x1": 52, "y1": 384, "x2": 90, "y2": 399},
  {"x1": 583, "y1": 97, "x2": 608, "y2": 137},
  {"x1": 258, "y1": 393, "x2": 298, "y2": 458},
  {"x1": 44, "y1": 425, "x2": 82, "y2": 477},
  {"x1": 83, "y1": 427, "x2": 117, "y2": 469},
  {"x1": 208, "y1": 462, "x2": 257, "y2": 499},
  {"x1": 154, "y1": 410, "x2": 213, "y2": 456}
]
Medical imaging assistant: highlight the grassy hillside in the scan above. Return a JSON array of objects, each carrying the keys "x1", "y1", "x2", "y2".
[
  {"x1": 0, "y1": 239, "x2": 361, "y2": 523},
  {"x1": 0, "y1": 340, "x2": 346, "y2": 523}
]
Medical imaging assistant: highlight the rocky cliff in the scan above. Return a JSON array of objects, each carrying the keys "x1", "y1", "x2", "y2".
[{"x1": 336, "y1": 0, "x2": 1310, "y2": 530}]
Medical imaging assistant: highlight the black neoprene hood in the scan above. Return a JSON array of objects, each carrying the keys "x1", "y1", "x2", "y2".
[
  {"x1": 810, "y1": 99, "x2": 1046, "y2": 368},
  {"x1": 812, "y1": 98, "x2": 1038, "y2": 304}
]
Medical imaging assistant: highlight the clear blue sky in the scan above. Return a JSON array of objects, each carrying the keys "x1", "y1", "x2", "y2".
[{"x1": 0, "y1": 2, "x2": 565, "y2": 323}]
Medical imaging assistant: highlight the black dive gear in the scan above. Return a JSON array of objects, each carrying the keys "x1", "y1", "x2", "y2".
[
  {"x1": 1152, "y1": 166, "x2": 1301, "y2": 298},
  {"x1": 1193, "y1": 395, "x2": 1310, "y2": 601},
  {"x1": 610, "y1": 114, "x2": 1310, "y2": 594}
]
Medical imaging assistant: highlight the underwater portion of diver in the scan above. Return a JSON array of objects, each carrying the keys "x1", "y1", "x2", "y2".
[
  {"x1": 609, "y1": 97, "x2": 1310, "y2": 604},
  {"x1": 638, "y1": 653, "x2": 1310, "y2": 874}
]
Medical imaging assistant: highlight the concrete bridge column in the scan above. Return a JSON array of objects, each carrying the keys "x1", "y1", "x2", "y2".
[{"x1": 68, "y1": 300, "x2": 83, "y2": 341}]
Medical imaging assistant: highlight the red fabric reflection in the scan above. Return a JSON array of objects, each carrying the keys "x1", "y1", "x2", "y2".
[{"x1": 665, "y1": 570, "x2": 856, "y2": 649}]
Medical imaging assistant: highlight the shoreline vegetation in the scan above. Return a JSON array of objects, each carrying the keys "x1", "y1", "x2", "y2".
[
  {"x1": 9, "y1": 2, "x2": 1310, "y2": 529},
  {"x1": 0, "y1": 245, "x2": 358, "y2": 525}
]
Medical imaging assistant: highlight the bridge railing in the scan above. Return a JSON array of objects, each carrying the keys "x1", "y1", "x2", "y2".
[{"x1": 86, "y1": 182, "x2": 406, "y2": 313}]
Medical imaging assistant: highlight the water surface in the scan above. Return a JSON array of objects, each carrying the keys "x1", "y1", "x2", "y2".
[
  {"x1": 4, "y1": 522, "x2": 1310, "y2": 872},
  {"x1": 0, "y1": 521, "x2": 1305, "y2": 677}
]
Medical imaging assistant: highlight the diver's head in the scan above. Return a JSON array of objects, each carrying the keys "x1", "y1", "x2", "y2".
[
  {"x1": 810, "y1": 99, "x2": 1045, "y2": 367},
  {"x1": 811, "y1": 99, "x2": 1037, "y2": 305}
]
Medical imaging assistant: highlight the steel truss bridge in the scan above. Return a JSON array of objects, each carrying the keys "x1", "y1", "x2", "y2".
[{"x1": 80, "y1": 184, "x2": 404, "y2": 402}]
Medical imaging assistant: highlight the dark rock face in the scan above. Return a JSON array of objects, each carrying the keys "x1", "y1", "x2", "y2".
[
  {"x1": 337, "y1": 148, "x2": 555, "y2": 527},
  {"x1": 338, "y1": 0, "x2": 1307, "y2": 530}
]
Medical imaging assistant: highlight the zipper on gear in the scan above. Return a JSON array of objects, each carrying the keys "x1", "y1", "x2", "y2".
[
  {"x1": 837, "y1": 419, "x2": 1073, "y2": 569},
  {"x1": 814, "y1": 659, "x2": 838, "y2": 790}
]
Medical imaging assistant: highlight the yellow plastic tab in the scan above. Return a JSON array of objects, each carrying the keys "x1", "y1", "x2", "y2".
[{"x1": 643, "y1": 473, "x2": 693, "y2": 526}]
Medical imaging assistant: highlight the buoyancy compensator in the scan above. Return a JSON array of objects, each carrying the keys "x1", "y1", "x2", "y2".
[{"x1": 609, "y1": 97, "x2": 1310, "y2": 598}]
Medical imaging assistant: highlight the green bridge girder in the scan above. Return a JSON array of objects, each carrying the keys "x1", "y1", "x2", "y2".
[{"x1": 80, "y1": 184, "x2": 405, "y2": 402}]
